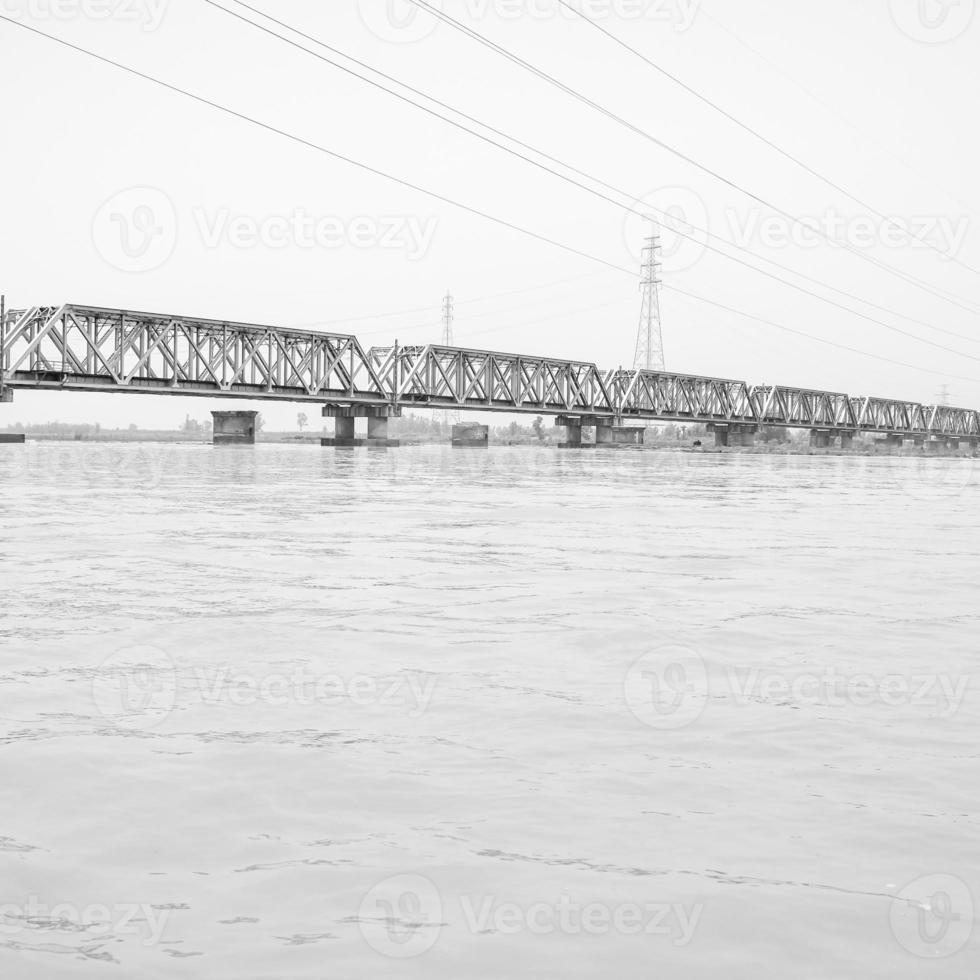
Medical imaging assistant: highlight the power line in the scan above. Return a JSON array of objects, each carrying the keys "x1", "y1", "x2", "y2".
[
  {"x1": 405, "y1": 0, "x2": 980, "y2": 317},
  {"x1": 205, "y1": 1, "x2": 980, "y2": 351},
  {"x1": 5, "y1": 14, "x2": 975, "y2": 384},
  {"x1": 357, "y1": 289, "x2": 630, "y2": 340},
  {"x1": 663, "y1": 283, "x2": 980, "y2": 384},
  {"x1": 556, "y1": 0, "x2": 980, "y2": 277},
  {"x1": 0, "y1": 15, "x2": 634, "y2": 281},
  {"x1": 216, "y1": 0, "x2": 980, "y2": 332},
  {"x1": 696, "y1": 3, "x2": 980, "y2": 222},
  {"x1": 287, "y1": 302, "x2": 437, "y2": 329},
  {"x1": 463, "y1": 295, "x2": 632, "y2": 340},
  {"x1": 454, "y1": 270, "x2": 613, "y2": 306},
  {"x1": 455, "y1": 283, "x2": 623, "y2": 322},
  {"x1": 287, "y1": 273, "x2": 616, "y2": 330}
]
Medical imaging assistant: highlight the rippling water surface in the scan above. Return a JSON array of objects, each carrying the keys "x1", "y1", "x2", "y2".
[{"x1": 0, "y1": 443, "x2": 977, "y2": 978}]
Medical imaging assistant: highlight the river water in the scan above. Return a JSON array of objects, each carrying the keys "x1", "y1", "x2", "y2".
[{"x1": 0, "y1": 443, "x2": 976, "y2": 978}]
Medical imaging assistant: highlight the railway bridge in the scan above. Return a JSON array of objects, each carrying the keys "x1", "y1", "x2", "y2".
[{"x1": 2, "y1": 303, "x2": 977, "y2": 451}]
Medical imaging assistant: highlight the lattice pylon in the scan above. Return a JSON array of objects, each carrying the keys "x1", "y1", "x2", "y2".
[
  {"x1": 437, "y1": 289, "x2": 461, "y2": 428},
  {"x1": 633, "y1": 228, "x2": 665, "y2": 372}
]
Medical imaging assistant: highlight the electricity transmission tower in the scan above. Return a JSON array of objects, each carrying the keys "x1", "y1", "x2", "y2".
[
  {"x1": 633, "y1": 228, "x2": 665, "y2": 371},
  {"x1": 441, "y1": 289, "x2": 454, "y2": 347},
  {"x1": 438, "y1": 290, "x2": 461, "y2": 427},
  {"x1": 937, "y1": 384, "x2": 951, "y2": 406}
]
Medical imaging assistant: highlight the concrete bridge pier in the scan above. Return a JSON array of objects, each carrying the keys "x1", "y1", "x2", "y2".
[
  {"x1": 556, "y1": 416, "x2": 584, "y2": 448},
  {"x1": 809, "y1": 429, "x2": 831, "y2": 449},
  {"x1": 597, "y1": 421, "x2": 646, "y2": 446},
  {"x1": 947, "y1": 438, "x2": 960, "y2": 452},
  {"x1": 334, "y1": 416, "x2": 355, "y2": 442},
  {"x1": 0, "y1": 387, "x2": 25, "y2": 443},
  {"x1": 876, "y1": 433, "x2": 903, "y2": 450},
  {"x1": 321, "y1": 404, "x2": 400, "y2": 447},
  {"x1": 212, "y1": 410, "x2": 258, "y2": 444},
  {"x1": 555, "y1": 415, "x2": 588, "y2": 448},
  {"x1": 610, "y1": 426, "x2": 645, "y2": 446},
  {"x1": 927, "y1": 437, "x2": 948, "y2": 454},
  {"x1": 840, "y1": 431, "x2": 855, "y2": 450},
  {"x1": 709, "y1": 423, "x2": 757, "y2": 448},
  {"x1": 451, "y1": 423, "x2": 489, "y2": 447},
  {"x1": 556, "y1": 415, "x2": 644, "y2": 448}
]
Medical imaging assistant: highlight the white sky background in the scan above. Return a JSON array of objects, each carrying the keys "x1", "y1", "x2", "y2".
[{"x1": 0, "y1": 0, "x2": 978, "y2": 430}]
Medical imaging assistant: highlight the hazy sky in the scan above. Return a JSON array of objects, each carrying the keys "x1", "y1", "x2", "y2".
[{"x1": 1, "y1": 0, "x2": 978, "y2": 429}]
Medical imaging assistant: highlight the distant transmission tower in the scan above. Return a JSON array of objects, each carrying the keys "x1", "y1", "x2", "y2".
[
  {"x1": 441, "y1": 289, "x2": 454, "y2": 346},
  {"x1": 937, "y1": 384, "x2": 951, "y2": 406},
  {"x1": 633, "y1": 228, "x2": 665, "y2": 371},
  {"x1": 438, "y1": 289, "x2": 461, "y2": 428}
]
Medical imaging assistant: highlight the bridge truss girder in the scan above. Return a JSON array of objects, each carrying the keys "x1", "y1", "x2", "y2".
[
  {"x1": 369, "y1": 344, "x2": 617, "y2": 416},
  {"x1": 2, "y1": 303, "x2": 979, "y2": 439},
  {"x1": 1, "y1": 304, "x2": 388, "y2": 405}
]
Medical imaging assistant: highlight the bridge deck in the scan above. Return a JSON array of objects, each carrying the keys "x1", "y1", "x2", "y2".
[{"x1": 1, "y1": 303, "x2": 977, "y2": 438}]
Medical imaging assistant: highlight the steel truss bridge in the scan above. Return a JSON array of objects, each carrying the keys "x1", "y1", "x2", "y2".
[{"x1": 2, "y1": 303, "x2": 978, "y2": 439}]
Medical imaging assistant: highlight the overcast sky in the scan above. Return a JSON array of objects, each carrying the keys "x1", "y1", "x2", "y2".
[{"x1": 1, "y1": 0, "x2": 978, "y2": 429}]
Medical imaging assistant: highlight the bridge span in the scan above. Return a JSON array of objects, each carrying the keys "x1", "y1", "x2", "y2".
[{"x1": 1, "y1": 302, "x2": 977, "y2": 449}]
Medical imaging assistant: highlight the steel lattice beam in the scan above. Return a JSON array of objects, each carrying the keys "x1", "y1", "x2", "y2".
[
  {"x1": 2, "y1": 302, "x2": 979, "y2": 438},
  {"x1": 1, "y1": 304, "x2": 388, "y2": 405}
]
